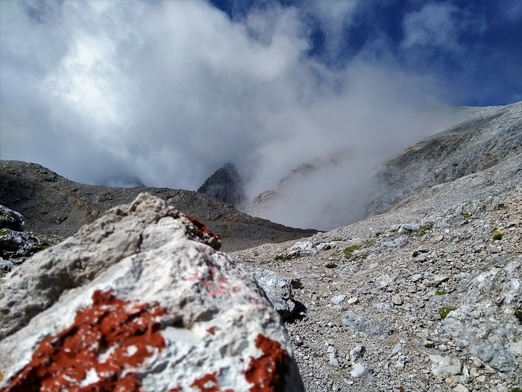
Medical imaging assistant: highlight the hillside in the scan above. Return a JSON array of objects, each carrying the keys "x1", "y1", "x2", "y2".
[{"x1": 0, "y1": 160, "x2": 317, "y2": 252}]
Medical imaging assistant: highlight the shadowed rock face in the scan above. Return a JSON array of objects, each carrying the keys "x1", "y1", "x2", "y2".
[
  {"x1": 0, "y1": 160, "x2": 317, "y2": 252},
  {"x1": 0, "y1": 193, "x2": 304, "y2": 391},
  {"x1": 198, "y1": 162, "x2": 245, "y2": 207}
]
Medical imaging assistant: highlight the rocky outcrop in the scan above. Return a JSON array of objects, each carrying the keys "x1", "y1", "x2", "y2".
[
  {"x1": 0, "y1": 205, "x2": 48, "y2": 275},
  {"x1": 198, "y1": 162, "x2": 244, "y2": 207},
  {"x1": 0, "y1": 193, "x2": 303, "y2": 391},
  {"x1": 0, "y1": 205, "x2": 24, "y2": 232},
  {"x1": 0, "y1": 160, "x2": 317, "y2": 252}
]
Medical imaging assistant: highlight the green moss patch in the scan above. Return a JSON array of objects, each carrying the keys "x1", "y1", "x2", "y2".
[{"x1": 439, "y1": 306, "x2": 457, "y2": 319}]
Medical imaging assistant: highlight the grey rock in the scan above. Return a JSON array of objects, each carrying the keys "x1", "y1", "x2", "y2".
[
  {"x1": 392, "y1": 295, "x2": 404, "y2": 305},
  {"x1": 342, "y1": 310, "x2": 390, "y2": 339},
  {"x1": 0, "y1": 205, "x2": 24, "y2": 232},
  {"x1": 398, "y1": 223, "x2": 420, "y2": 234},
  {"x1": 0, "y1": 193, "x2": 304, "y2": 391},
  {"x1": 0, "y1": 257, "x2": 14, "y2": 277},
  {"x1": 350, "y1": 363, "x2": 371, "y2": 378},
  {"x1": 251, "y1": 267, "x2": 297, "y2": 320},
  {"x1": 331, "y1": 294, "x2": 347, "y2": 305},
  {"x1": 453, "y1": 384, "x2": 469, "y2": 392},
  {"x1": 441, "y1": 258, "x2": 522, "y2": 374},
  {"x1": 0, "y1": 229, "x2": 46, "y2": 263},
  {"x1": 428, "y1": 355, "x2": 463, "y2": 378},
  {"x1": 350, "y1": 345, "x2": 366, "y2": 362},
  {"x1": 287, "y1": 241, "x2": 318, "y2": 257}
]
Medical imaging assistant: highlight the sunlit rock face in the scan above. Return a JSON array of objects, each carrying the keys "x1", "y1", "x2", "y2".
[{"x1": 0, "y1": 193, "x2": 303, "y2": 391}]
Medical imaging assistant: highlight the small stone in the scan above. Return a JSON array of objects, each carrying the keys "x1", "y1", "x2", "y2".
[
  {"x1": 350, "y1": 363, "x2": 370, "y2": 378},
  {"x1": 429, "y1": 355, "x2": 463, "y2": 378},
  {"x1": 350, "y1": 345, "x2": 365, "y2": 361},
  {"x1": 411, "y1": 274, "x2": 423, "y2": 282},
  {"x1": 347, "y1": 297, "x2": 359, "y2": 305},
  {"x1": 328, "y1": 352, "x2": 340, "y2": 367},
  {"x1": 331, "y1": 295, "x2": 347, "y2": 305},
  {"x1": 452, "y1": 384, "x2": 469, "y2": 392},
  {"x1": 392, "y1": 295, "x2": 404, "y2": 306}
]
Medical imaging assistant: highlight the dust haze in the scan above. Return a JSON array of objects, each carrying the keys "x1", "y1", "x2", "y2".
[{"x1": 1, "y1": 1, "x2": 463, "y2": 229}]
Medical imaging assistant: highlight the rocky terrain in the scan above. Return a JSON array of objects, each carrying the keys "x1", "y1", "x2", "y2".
[
  {"x1": 0, "y1": 102, "x2": 521, "y2": 391},
  {"x1": 233, "y1": 184, "x2": 521, "y2": 391}
]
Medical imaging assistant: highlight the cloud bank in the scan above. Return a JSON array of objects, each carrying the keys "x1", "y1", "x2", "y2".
[{"x1": 1, "y1": 0, "x2": 519, "y2": 228}]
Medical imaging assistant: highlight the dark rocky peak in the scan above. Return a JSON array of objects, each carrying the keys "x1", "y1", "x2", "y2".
[{"x1": 198, "y1": 162, "x2": 244, "y2": 207}]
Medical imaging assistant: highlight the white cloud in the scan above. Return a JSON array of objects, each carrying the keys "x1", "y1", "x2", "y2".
[
  {"x1": 1, "y1": 0, "x2": 456, "y2": 228},
  {"x1": 401, "y1": 2, "x2": 462, "y2": 52}
]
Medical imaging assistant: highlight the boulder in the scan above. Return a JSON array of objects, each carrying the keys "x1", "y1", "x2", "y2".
[
  {"x1": 0, "y1": 193, "x2": 303, "y2": 391},
  {"x1": 251, "y1": 267, "x2": 298, "y2": 320},
  {"x1": 0, "y1": 229, "x2": 46, "y2": 264},
  {"x1": 0, "y1": 205, "x2": 24, "y2": 232}
]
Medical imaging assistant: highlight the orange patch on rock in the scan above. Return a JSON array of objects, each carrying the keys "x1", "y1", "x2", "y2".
[
  {"x1": 245, "y1": 334, "x2": 290, "y2": 392},
  {"x1": 185, "y1": 215, "x2": 221, "y2": 250},
  {"x1": 191, "y1": 373, "x2": 220, "y2": 391},
  {"x1": 2, "y1": 290, "x2": 167, "y2": 392}
]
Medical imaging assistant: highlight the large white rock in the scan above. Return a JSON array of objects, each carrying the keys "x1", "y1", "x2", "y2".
[{"x1": 0, "y1": 193, "x2": 303, "y2": 391}]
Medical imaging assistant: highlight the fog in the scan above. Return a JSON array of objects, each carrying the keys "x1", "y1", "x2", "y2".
[{"x1": 0, "y1": 1, "x2": 482, "y2": 229}]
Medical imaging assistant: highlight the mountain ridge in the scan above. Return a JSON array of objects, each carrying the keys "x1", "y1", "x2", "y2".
[{"x1": 0, "y1": 160, "x2": 317, "y2": 252}]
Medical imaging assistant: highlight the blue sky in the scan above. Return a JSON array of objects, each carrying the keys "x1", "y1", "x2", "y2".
[
  {"x1": 0, "y1": 0, "x2": 521, "y2": 200},
  {"x1": 210, "y1": 0, "x2": 522, "y2": 105}
]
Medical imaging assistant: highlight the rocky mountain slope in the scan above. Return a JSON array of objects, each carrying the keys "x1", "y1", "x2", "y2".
[
  {"x1": 229, "y1": 102, "x2": 522, "y2": 391},
  {"x1": 241, "y1": 102, "x2": 521, "y2": 231},
  {"x1": 0, "y1": 160, "x2": 316, "y2": 252},
  {"x1": 370, "y1": 102, "x2": 522, "y2": 214}
]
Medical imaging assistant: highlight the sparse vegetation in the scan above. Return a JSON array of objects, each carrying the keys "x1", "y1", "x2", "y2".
[
  {"x1": 418, "y1": 223, "x2": 433, "y2": 236},
  {"x1": 435, "y1": 290, "x2": 447, "y2": 296},
  {"x1": 460, "y1": 211, "x2": 471, "y2": 219},
  {"x1": 33, "y1": 243, "x2": 50, "y2": 252},
  {"x1": 0, "y1": 215, "x2": 13, "y2": 223},
  {"x1": 336, "y1": 239, "x2": 375, "y2": 261},
  {"x1": 274, "y1": 253, "x2": 296, "y2": 261},
  {"x1": 439, "y1": 306, "x2": 457, "y2": 319},
  {"x1": 492, "y1": 229, "x2": 505, "y2": 241},
  {"x1": 342, "y1": 244, "x2": 362, "y2": 259}
]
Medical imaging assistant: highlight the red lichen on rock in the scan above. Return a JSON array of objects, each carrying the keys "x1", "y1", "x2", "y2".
[
  {"x1": 207, "y1": 326, "x2": 217, "y2": 335},
  {"x1": 2, "y1": 290, "x2": 167, "y2": 392},
  {"x1": 191, "y1": 373, "x2": 220, "y2": 391},
  {"x1": 185, "y1": 215, "x2": 221, "y2": 250},
  {"x1": 245, "y1": 334, "x2": 290, "y2": 392}
]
